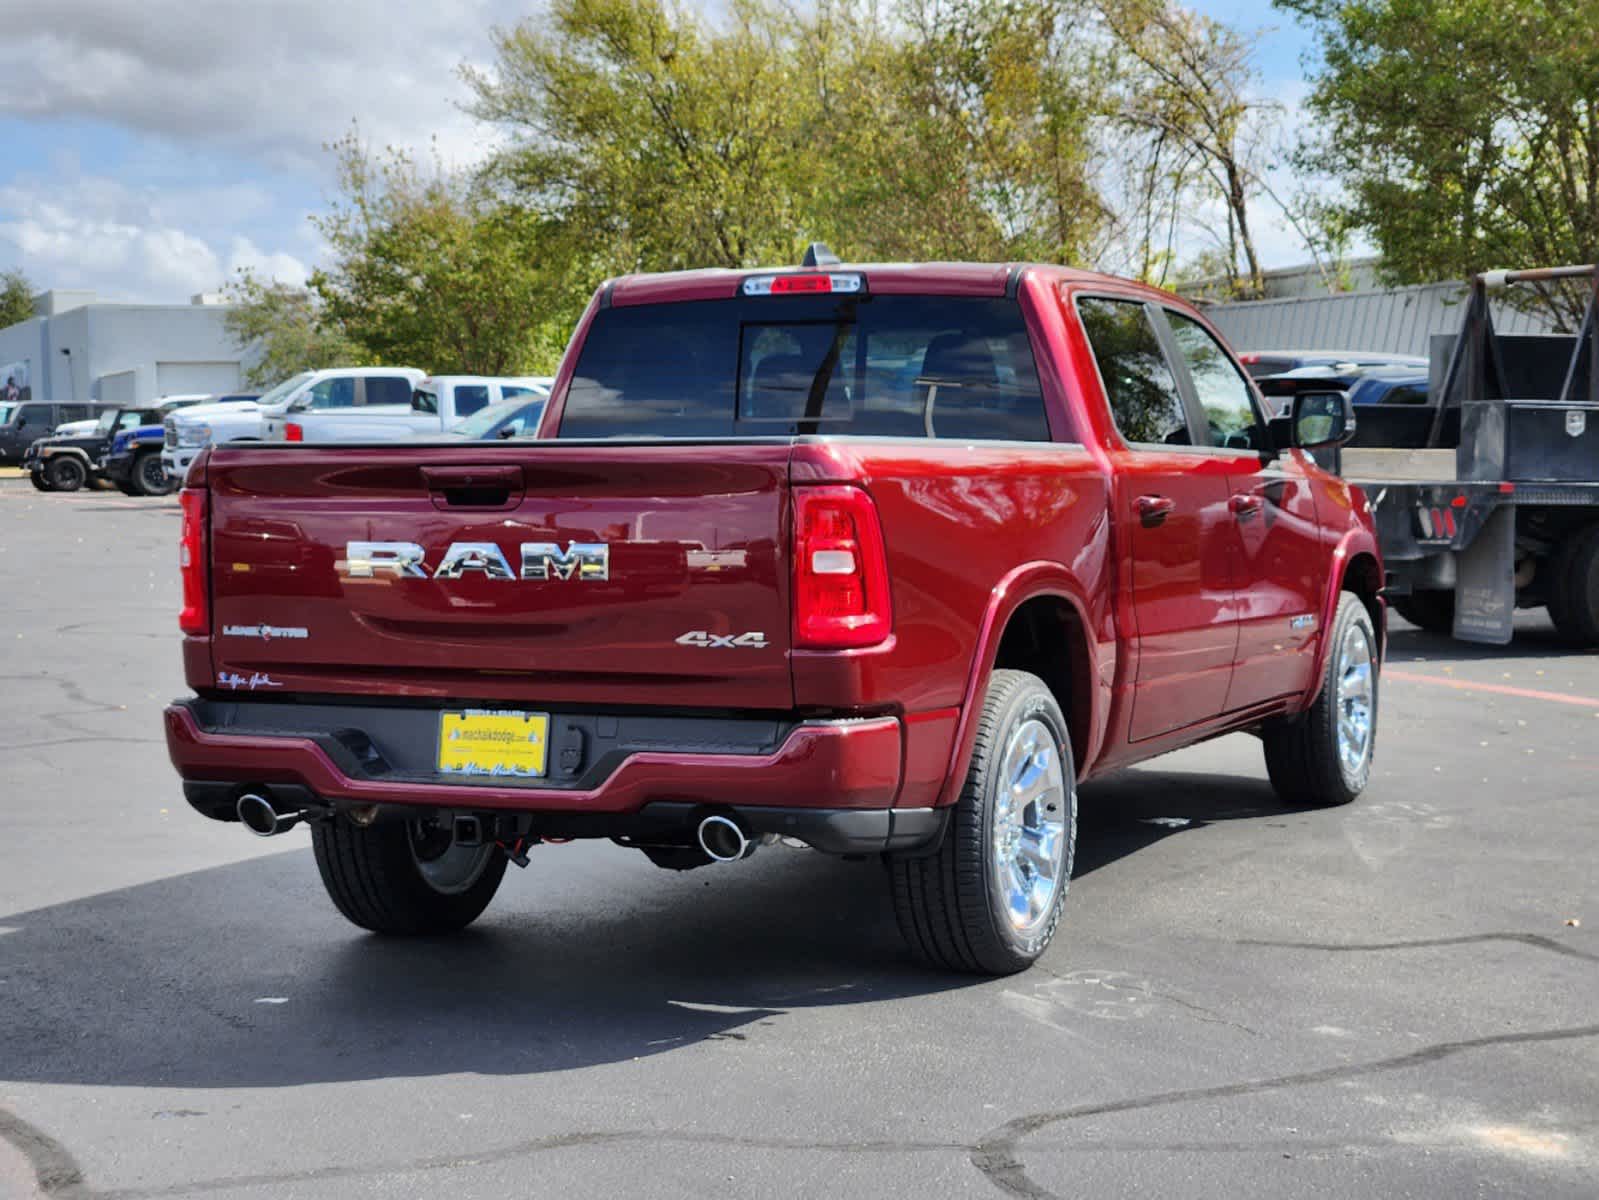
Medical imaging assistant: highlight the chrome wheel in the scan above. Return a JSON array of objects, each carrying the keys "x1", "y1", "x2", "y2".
[
  {"x1": 407, "y1": 819, "x2": 495, "y2": 896},
  {"x1": 989, "y1": 718, "x2": 1069, "y2": 936},
  {"x1": 1335, "y1": 621, "x2": 1375, "y2": 778}
]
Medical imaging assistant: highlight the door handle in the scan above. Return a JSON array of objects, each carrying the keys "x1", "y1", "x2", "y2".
[
  {"x1": 1134, "y1": 494, "x2": 1176, "y2": 527},
  {"x1": 1230, "y1": 493, "x2": 1265, "y2": 518}
]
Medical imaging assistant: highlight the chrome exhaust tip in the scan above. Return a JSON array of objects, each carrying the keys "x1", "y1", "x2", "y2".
[
  {"x1": 696, "y1": 814, "x2": 751, "y2": 863},
  {"x1": 237, "y1": 791, "x2": 301, "y2": 837}
]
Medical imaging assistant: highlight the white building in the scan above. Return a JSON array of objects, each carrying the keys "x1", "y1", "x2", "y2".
[{"x1": 0, "y1": 290, "x2": 249, "y2": 408}]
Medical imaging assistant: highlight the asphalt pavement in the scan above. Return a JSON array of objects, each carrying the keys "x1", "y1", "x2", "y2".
[{"x1": 1, "y1": 478, "x2": 1595, "y2": 1199}]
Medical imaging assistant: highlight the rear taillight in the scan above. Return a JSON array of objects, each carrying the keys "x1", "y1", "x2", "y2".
[
  {"x1": 284, "y1": 422, "x2": 304, "y2": 442},
  {"x1": 792, "y1": 485, "x2": 891, "y2": 649},
  {"x1": 178, "y1": 487, "x2": 209, "y2": 635}
]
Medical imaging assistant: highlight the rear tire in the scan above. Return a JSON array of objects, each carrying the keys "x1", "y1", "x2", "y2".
[
  {"x1": 890, "y1": 669, "x2": 1076, "y2": 975},
  {"x1": 1546, "y1": 525, "x2": 1599, "y2": 646},
  {"x1": 1390, "y1": 588, "x2": 1454, "y2": 634},
  {"x1": 1264, "y1": 593, "x2": 1378, "y2": 807},
  {"x1": 44, "y1": 456, "x2": 86, "y2": 492},
  {"x1": 311, "y1": 816, "x2": 507, "y2": 935}
]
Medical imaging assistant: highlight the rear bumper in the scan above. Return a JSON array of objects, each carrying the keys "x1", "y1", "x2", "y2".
[{"x1": 164, "y1": 699, "x2": 940, "y2": 853}]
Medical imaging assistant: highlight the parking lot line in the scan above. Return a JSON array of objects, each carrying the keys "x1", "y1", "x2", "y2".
[{"x1": 1385, "y1": 668, "x2": 1599, "y2": 710}]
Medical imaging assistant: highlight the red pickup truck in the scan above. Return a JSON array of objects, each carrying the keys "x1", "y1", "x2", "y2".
[{"x1": 165, "y1": 259, "x2": 1383, "y2": 974}]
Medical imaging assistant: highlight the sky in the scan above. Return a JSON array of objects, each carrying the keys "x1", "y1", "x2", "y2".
[{"x1": 0, "y1": 1, "x2": 1324, "y2": 304}]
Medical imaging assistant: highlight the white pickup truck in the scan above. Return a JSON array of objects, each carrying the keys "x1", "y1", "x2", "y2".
[
  {"x1": 163, "y1": 367, "x2": 425, "y2": 480},
  {"x1": 263, "y1": 373, "x2": 550, "y2": 443}
]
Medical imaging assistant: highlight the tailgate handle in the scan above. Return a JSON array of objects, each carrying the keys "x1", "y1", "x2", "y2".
[{"x1": 421, "y1": 465, "x2": 525, "y2": 510}]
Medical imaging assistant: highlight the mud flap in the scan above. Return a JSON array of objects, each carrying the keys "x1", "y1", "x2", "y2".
[{"x1": 1452, "y1": 504, "x2": 1515, "y2": 644}]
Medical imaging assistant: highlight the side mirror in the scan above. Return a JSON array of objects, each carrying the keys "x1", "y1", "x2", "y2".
[{"x1": 1290, "y1": 390, "x2": 1356, "y2": 450}]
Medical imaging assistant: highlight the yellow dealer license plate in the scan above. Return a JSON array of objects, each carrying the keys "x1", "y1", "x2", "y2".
[{"x1": 437, "y1": 710, "x2": 549, "y2": 779}]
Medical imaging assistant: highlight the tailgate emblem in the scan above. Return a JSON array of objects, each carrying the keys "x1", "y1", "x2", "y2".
[{"x1": 341, "y1": 541, "x2": 609, "y2": 581}]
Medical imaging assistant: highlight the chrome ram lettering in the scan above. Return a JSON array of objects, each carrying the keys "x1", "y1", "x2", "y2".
[
  {"x1": 341, "y1": 541, "x2": 609, "y2": 581},
  {"x1": 433, "y1": 542, "x2": 516, "y2": 580},
  {"x1": 342, "y1": 541, "x2": 427, "y2": 579},
  {"x1": 521, "y1": 542, "x2": 610, "y2": 582}
]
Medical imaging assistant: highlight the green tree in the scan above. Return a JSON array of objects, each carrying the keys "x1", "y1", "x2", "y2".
[
  {"x1": 0, "y1": 268, "x2": 34, "y2": 329},
  {"x1": 1282, "y1": 0, "x2": 1599, "y2": 327},
  {"x1": 312, "y1": 135, "x2": 580, "y2": 374},
  {"x1": 222, "y1": 272, "x2": 363, "y2": 389},
  {"x1": 467, "y1": 0, "x2": 1112, "y2": 272}
]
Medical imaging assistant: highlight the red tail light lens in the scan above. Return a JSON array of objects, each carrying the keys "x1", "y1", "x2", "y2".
[
  {"x1": 178, "y1": 488, "x2": 209, "y2": 635},
  {"x1": 792, "y1": 485, "x2": 891, "y2": 649},
  {"x1": 284, "y1": 422, "x2": 304, "y2": 442}
]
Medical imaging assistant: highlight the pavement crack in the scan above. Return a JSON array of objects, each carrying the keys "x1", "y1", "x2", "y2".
[
  {"x1": 89, "y1": 1129, "x2": 968, "y2": 1198},
  {"x1": 969, "y1": 1022, "x2": 1599, "y2": 1199},
  {"x1": 1237, "y1": 932, "x2": 1598, "y2": 965}
]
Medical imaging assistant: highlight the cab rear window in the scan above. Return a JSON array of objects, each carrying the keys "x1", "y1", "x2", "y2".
[{"x1": 558, "y1": 294, "x2": 1054, "y2": 441}]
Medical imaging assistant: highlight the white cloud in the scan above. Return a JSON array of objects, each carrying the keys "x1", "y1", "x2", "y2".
[
  {"x1": 0, "y1": 169, "x2": 308, "y2": 301},
  {"x1": 226, "y1": 236, "x2": 310, "y2": 289},
  {"x1": 0, "y1": 0, "x2": 530, "y2": 174}
]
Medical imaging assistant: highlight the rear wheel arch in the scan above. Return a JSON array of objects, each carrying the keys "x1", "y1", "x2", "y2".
[
  {"x1": 941, "y1": 568, "x2": 1104, "y2": 806},
  {"x1": 992, "y1": 593, "x2": 1093, "y2": 773}
]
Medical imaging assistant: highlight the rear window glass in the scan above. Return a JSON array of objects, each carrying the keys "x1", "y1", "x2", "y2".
[{"x1": 559, "y1": 295, "x2": 1053, "y2": 441}]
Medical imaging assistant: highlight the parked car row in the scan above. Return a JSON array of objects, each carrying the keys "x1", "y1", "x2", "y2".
[
  {"x1": 21, "y1": 395, "x2": 258, "y2": 494},
  {"x1": 161, "y1": 368, "x2": 553, "y2": 482}
]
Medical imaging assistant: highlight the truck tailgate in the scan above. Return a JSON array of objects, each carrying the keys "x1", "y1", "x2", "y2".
[{"x1": 204, "y1": 443, "x2": 793, "y2": 709}]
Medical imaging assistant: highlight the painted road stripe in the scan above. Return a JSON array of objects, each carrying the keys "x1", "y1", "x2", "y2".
[{"x1": 1386, "y1": 668, "x2": 1599, "y2": 710}]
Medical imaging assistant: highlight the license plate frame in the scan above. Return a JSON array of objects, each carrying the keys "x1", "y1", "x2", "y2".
[{"x1": 437, "y1": 709, "x2": 550, "y2": 779}]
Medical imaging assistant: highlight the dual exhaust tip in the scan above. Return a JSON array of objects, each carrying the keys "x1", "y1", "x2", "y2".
[{"x1": 238, "y1": 792, "x2": 760, "y2": 862}]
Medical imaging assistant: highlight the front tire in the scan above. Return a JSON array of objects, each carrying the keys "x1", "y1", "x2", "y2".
[
  {"x1": 890, "y1": 669, "x2": 1076, "y2": 975},
  {"x1": 311, "y1": 816, "x2": 507, "y2": 935},
  {"x1": 1264, "y1": 593, "x2": 1378, "y2": 806},
  {"x1": 132, "y1": 451, "x2": 173, "y2": 496},
  {"x1": 28, "y1": 471, "x2": 51, "y2": 492},
  {"x1": 45, "y1": 456, "x2": 86, "y2": 492}
]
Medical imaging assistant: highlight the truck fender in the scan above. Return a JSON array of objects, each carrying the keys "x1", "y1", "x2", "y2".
[
  {"x1": 937, "y1": 561, "x2": 1108, "y2": 809},
  {"x1": 1299, "y1": 526, "x2": 1385, "y2": 710}
]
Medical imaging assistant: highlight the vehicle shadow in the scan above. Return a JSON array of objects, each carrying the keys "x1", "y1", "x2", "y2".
[
  {"x1": 0, "y1": 843, "x2": 974, "y2": 1090},
  {"x1": 1, "y1": 767, "x2": 1297, "y2": 1093},
  {"x1": 1074, "y1": 764, "x2": 1295, "y2": 878}
]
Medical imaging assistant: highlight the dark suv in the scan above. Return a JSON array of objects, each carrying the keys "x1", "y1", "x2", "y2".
[
  {"x1": 25, "y1": 406, "x2": 164, "y2": 492},
  {"x1": 0, "y1": 401, "x2": 92, "y2": 464}
]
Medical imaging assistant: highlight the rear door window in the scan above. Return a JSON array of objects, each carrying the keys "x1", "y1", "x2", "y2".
[
  {"x1": 559, "y1": 294, "x2": 1053, "y2": 441},
  {"x1": 363, "y1": 376, "x2": 413, "y2": 407},
  {"x1": 1075, "y1": 297, "x2": 1192, "y2": 446},
  {"x1": 453, "y1": 384, "x2": 491, "y2": 417}
]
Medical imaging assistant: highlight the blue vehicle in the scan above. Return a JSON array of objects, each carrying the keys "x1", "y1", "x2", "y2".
[
  {"x1": 100, "y1": 423, "x2": 172, "y2": 495},
  {"x1": 1345, "y1": 367, "x2": 1429, "y2": 407}
]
